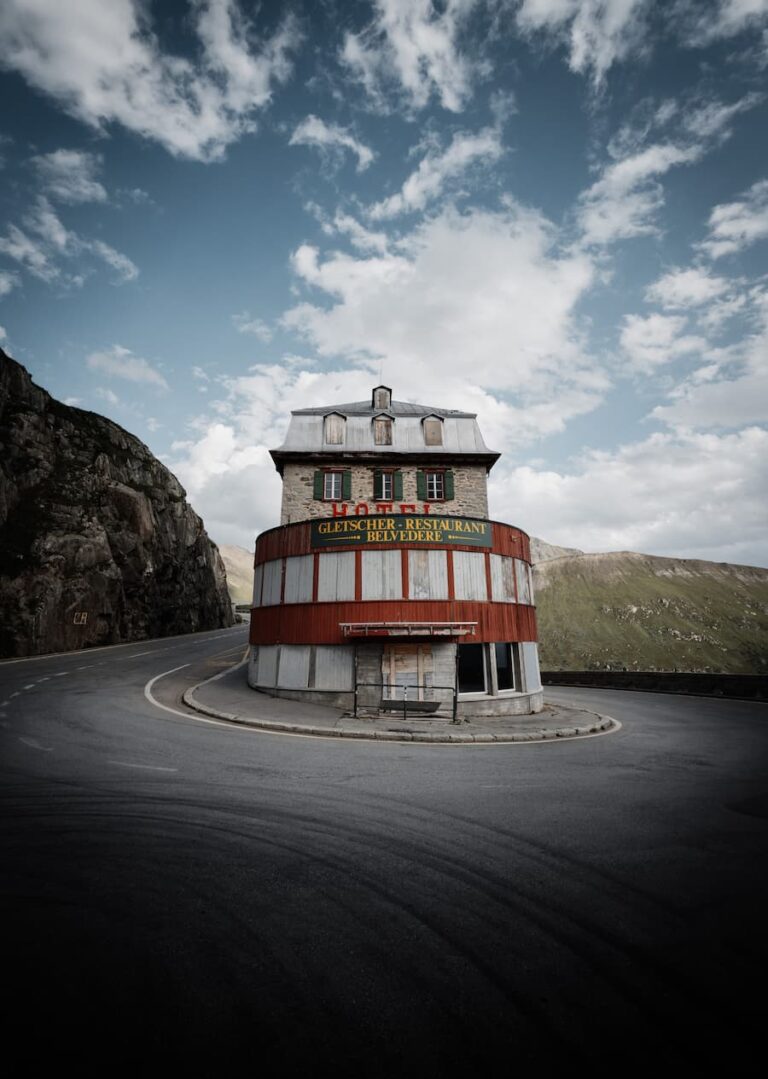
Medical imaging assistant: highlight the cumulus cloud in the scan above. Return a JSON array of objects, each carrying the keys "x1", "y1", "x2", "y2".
[
  {"x1": 0, "y1": 270, "x2": 18, "y2": 296},
  {"x1": 32, "y1": 149, "x2": 107, "y2": 203},
  {"x1": 698, "y1": 178, "x2": 768, "y2": 258},
  {"x1": 645, "y1": 267, "x2": 732, "y2": 307},
  {"x1": 233, "y1": 312, "x2": 273, "y2": 340},
  {"x1": 289, "y1": 115, "x2": 374, "y2": 172},
  {"x1": 86, "y1": 345, "x2": 169, "y2": 390},
  {"x1": 516, "y1": 0, "x2": 651, "y2": 86},
  {"x1": 280, "y1": 203, "x2": 605, "y2": 450},
  {"x1": 0, "y1": 0, "x2": 300, "y2": 161},
  {"x1": 367, "y1": 127, "x2": 503, "y2": 219},
  {"x1": 620, "y1": 312, "x2": 707, "y2": 370},
  {"x1": 493, "y1": 426, "x2": 768, "y2": 564},
  {"x1": 341, "y1": 0, "x2": 483, "y2": 113}
]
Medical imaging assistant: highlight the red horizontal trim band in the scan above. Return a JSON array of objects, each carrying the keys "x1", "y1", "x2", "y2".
[{"x1": 250, "y1": 600, "x2": 538, "y2": 646}]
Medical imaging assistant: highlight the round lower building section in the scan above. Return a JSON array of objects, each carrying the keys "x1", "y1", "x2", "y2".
[{"x1": 248, "y1": 514, "x2": 543, "y2": 717}]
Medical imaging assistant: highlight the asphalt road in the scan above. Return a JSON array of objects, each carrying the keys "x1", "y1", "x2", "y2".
[{"x1": 1, "y1": 628, "x2": 767, "y2": 1073}]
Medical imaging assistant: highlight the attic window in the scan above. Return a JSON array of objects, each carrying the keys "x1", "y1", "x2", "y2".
[
  {"x1": 423, "y1": 416, "x2": 443, "y2": 446},
  {"x1": 324, "y1": 413, "x2": 346, "y2": 445},
  {"x1": 372, "y1": 385, "x2": 392, "y2": 410},
  {"x1": 373, "y1": 415, "x2": 393, "y2": 445}
]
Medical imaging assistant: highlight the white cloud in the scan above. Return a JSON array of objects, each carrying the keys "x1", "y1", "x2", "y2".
[
  {"x1": 326, "y1": 212, "x2": 389, "y2": 254},
  {"x1": 89, "y1": 240, "x2": 139, "y2": 282},
  {"x1": 367, "y1": 126, "x2": 503, "y2": 219},
  {"x1": 341, "y1": 0, "x2": 482, "y2": 113},
  {"x1": 620, "y1": 312, "x2": 707, "y2": 370},
  {"x1": 0, "y1": 270, "x2": 18, "y2": 296},
  {"x1": 289, "y1": 115, "x2": 374, "y2": 172},
  {"x1": 516, "y1": 0, "x2": 651, "y2": 86},
  {"x1": 645, "y1": 267, "x2": 732, "y2": 308},
  {"x1": 0, "y1": 325, "x2": 6, "y2": 342},
  {"x1": 233, "y1": 312, "x2": 272, "y2": 341},
  {"x1": 192, "y1": 366, "x2": 210, "y2": 382},
  {"x1": 32, "y1": 149, "x2": 107, "y2": 203},
  {"x1": 0, "y1": 0, "x2": 300, "y2": 161},
  {"x1": 494, "y1": 426, "x2": 768, "y2": 564},
  {"x1": 652, "y1": 299, "x2": 768, "y2": 428},
  {"x1": 281, "y1": 203, "x2": 604, "y2": 448},
  {"x1": 95, "y1": 386, "x2": 120, "y2": 405},
  {"x1": 578, "y1": 92, "x2": 761, "y2": 245},
  {"x1": 698, "y1": 179, "x2": 768, "y2": 258},
  {"x1": 0, "y1": 197, "x2": 137, "y2": 285},
  {"x1": 578, "y1": 142, "x2": 702, "y2": 245},
  {"x1": 677, "y1": 0, "x2": 768, "y2": 44},
  {"x1": 86, "y1": 345, "x2": 169, "y2": 390}
]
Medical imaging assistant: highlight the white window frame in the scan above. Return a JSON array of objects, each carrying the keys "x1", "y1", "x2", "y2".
[
  {"x1": 426, "y1": 471, "x2": 444, "y2": 500},
  {"x1": 376, "y1": 470, "x2": 394, "y2": 500},
  {"x1": 323, "y1": 471, "x2": 343, "y2": 500}
]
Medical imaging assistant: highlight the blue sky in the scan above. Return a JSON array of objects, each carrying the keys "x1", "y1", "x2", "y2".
[{"x1": 1, "y1": 0, "x2": 767, "y2": 564}]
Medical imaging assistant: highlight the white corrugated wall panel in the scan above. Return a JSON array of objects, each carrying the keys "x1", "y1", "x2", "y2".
[
  {"x1": 317, "y1": 551, "x2": 356, "y2": 601},
  {"x1": 408, "y1": 549, "x2": 448, "y2": 599},
  {"x1": 252, "y1": 563, "x2": 263, "y2": 607},
  {"x1": 515, "y1": 559, "x2": 531, "y2": 604},
  {"x1": 453, "y1": 551, "x2": 487, "y2": 600},
  {"x1": 256, "y1": 645, "x2": 278, "y2": 687},
  {"x1": 261, "y1": 559, "x2": 283, "y2": 606},
  {"x1": 490, "y1": 554, "x2": 516, "y2": 602},
  {"x1": 283, "y1": 554, "x2": 314, "y2": 604},
  {"x1": 314, "y1": 646, "x2": 355, "y2": 690},
  {"x1": 520, "y1": 642, "x2": 541, "y2": 692},
  {"x1": 278, "y1": 645, "x2": 310, "y2": 689},
  {"x1": 362, "y1": 550, "x2": 402, "y2": 599}
]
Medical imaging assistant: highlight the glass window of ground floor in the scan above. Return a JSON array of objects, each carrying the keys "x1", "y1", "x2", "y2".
[{"x1": 457, "y1": 641, "x2": 523, "y2": 696}]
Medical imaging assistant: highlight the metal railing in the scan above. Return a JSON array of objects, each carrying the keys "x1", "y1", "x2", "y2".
[{"x1": 353, "y1": 681, "x2": 458, "y2": 724}]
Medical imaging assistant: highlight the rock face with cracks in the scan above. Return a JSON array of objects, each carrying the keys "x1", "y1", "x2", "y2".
[{"x1": 0, "y1": 348, "x2": 233, "y2": 658}]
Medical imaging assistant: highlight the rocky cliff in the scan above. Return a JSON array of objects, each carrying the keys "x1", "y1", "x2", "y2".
[{"x1": 0, "y1": 349, "x2": 233, "y2": 657}]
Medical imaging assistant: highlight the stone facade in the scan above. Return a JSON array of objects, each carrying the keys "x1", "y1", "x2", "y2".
[{"x1": 280, "y1": 462, "x2": 489, "y2": 524}]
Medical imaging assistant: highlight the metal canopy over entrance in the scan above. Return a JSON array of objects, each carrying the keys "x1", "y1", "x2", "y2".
[{"x1": 340, "y1": 621, "x2": 477, "y2": 638}]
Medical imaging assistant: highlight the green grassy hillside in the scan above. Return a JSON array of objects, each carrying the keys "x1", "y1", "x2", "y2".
[{"x1": 534, "y1": 552, "x2": 768, "y2": 674}]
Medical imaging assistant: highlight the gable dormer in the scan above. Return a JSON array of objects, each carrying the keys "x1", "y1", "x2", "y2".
[
  {"x1": 371, "y1": 385, "x2": 392, "y2": 410},
  {"x1": 323, "y1": 411, "x2": 346, "y2": 445},
  {"x1": 421, "y1": 413, "x2": 444, "y2": 446}
]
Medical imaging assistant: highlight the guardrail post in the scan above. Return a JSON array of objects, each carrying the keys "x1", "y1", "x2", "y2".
[
  {"x1": 452, "y1": 686, "x2": 458, "y2": 724},
  {"x1": 403, "y1": 684, "x2": 408, "y2": 722},
  {"x1": 353, "y1": 681, "x2": 358, "y2": 718}
]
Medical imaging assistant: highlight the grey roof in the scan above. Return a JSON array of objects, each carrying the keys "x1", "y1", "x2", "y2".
[{"x1": 291, "y1": 398, "x2": 476, "y2": 418}]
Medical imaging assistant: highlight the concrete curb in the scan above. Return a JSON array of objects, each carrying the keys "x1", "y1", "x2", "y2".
[{"x1": 181, "y1": 666, "x2": 619, "y2": 744}]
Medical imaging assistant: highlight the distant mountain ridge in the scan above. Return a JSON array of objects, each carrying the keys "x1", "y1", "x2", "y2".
[{"x1": 221, "y1": 537, "x2": 767, "y2": 674}]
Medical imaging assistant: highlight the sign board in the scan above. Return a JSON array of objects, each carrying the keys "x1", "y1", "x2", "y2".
[{"x1": 311, "y1": 515, "x2": 492, "y2": 549}]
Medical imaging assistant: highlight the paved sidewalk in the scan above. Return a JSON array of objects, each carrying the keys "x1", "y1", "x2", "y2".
[{"x1": 183, "y1": 661, "x2": 618, "y2": 743}]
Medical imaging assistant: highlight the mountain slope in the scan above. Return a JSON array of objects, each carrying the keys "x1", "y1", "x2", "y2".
[
  {"x1": 0, "y1": 349, "x2": 233, "y2": 657},
  {"x1": 219, "y1": 544, "x2": 255, "y2": 604},
  {"x1": 533, "y1": 551, "x2": 768, "y2": 673}
]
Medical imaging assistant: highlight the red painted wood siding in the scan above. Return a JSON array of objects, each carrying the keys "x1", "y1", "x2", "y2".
[
  {"x1": 250, "y1": 600, "x2": 537, "y2": 646},
  {"x1": 255, "y1": 518, "x2": 532, "y2": 565}
]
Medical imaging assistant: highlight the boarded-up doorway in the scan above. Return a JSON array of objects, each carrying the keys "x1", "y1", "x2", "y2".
[{"x1": 382, "y1": 644, "x2": 433, "y2": 701}]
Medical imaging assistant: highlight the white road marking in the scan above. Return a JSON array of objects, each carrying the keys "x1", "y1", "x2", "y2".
[
  {"x1": 108, "y1": 760, "x2": 178, "y2": 772},
  {"x1": 18, "y1": 737, "x2": 53, "y2": 752},
  {"x1": 23, "y1": 684, "x2": 35, "y2": 690},
  {"x1": 118, "y1": 650, "x2": 154, "y2": 659},
  {"x1": 10, "y1": 692, "x2": 20, "y2": 698},
  {"x1": 53, "y1": 672, "x2": 68, "y2": 677},
  {"x1": 76, "y1": 665, "x2": 94, "y2": 671},
  {"x1": 37, "y1": 677, "x2": 49, "y2": 683},
  {"x1": 0, "y1": 700, "x2": 9, "y2": 707}
]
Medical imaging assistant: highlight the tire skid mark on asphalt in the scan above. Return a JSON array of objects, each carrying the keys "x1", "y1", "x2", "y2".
[{"x1": 156, "y1": 782, "x2": 749, "y2": 1037}]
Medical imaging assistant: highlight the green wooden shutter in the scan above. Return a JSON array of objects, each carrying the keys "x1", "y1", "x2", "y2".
[
  {"x1": 313, "y1": 471, "x2": 324, "y2": 500},
  {"x1": 393, "y1": 470, "x2": 403, "y2": 500},
  {"x1": 342, "y1": 470, "x2": 352, "y2": 500},
  {"x1": 416, "y1": 470, "x2": 427, "y2": 500},
  {"x1": 373, "y1": 468, "x2": 382, "y2": 499},
  {"x1": 444, "y1": 470, "x2": 455, "y2": 500}
]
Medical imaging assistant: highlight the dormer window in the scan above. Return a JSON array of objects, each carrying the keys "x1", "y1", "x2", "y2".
[
  {"x1": 422, "y1": 415, "x2": 443, "y2": 446},
  {"x1": 372, "y1": 385, "x2": 392, "y2": 410},
  {"x1": 323, "y1": 412, "x2": 346, "y2": 445},
  {"x1": 373, "y1": 414, "x2": 393, "y2": 445}
]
